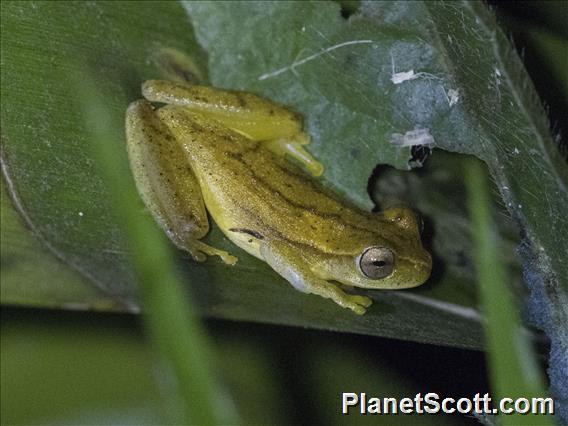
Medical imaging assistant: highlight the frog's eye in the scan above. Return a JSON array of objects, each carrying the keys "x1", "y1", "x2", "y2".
[{"x1": 358, "y1": 247, "x2": 394, "y2": 280}]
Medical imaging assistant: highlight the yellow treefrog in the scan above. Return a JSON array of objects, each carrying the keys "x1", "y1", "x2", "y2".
[{"x1": 125, "y1": 80, "x2": 432, "y2": 314}]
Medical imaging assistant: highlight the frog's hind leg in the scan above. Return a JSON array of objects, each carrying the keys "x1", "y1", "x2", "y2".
[
  {"x1": 259, "y1": 239, "x2": 372, "y2": 314},
  {"x1": 126, "y1": 100, "x2": 237, "y2": 265},
  {"x1": 141, "y1": 80, "x2": 323, "y2": 176}
]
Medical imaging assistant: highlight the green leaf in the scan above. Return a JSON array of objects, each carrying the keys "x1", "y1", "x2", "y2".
[
  {"x1": 1, "y1": 178, "x2": 120, "y2": 311},
  {"x1": 1, "y1": 0, "x2": 207, "y2": 306},
  {"x1": 183, "y1": 0, "x2": 567, "y2": 342},
  {"x1": 1, "y1": 1, "x2": 564, "y2": 350}
]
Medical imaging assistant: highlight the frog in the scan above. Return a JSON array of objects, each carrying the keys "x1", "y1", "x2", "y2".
[{"x1": 125, "y1": 80, "x2": 432, "y2": 314}]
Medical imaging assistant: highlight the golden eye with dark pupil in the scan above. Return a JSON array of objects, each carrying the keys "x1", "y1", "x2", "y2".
[{"x1": 359, "y1": 247, "x2": 394, "y2": 279}]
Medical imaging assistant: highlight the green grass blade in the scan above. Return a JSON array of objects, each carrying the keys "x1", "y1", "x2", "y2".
[
  {"x1": 466, "y1": 158, "x2": 553, "y2": 425},
  {"x1": 78, "y1": 77, "x2": 235, "y2": 426}
]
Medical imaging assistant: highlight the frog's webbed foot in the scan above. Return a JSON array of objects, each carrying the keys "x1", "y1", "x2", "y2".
[
  {"x1": 187, "y1": 240, "x2": 238, "y2": 265},
  {"x1": 265, "y1": 133, "x2": 324, "y2": 177}
]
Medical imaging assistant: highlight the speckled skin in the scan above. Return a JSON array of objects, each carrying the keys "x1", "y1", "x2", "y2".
[{"x1": 126, "y1": 80, "x2": 431, "y2": 314}]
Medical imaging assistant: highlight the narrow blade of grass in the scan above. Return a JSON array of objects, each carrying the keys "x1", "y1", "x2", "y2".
[
  {"x1": 466, "y1": 158, "x2": 553, "y2": 425},
  {"x1": 78, "y1": 76, "x2": 236, "y2": 426}
]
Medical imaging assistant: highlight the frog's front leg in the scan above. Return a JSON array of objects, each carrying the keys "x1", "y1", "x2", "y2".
[
  {"x1": 142, "y1": 80, "x2": 324, "y2": 176},
  {"x1": 259, "y1": 239, "x2": 372, "y2": 314},
  {"x1": 263, "y1": 133, "x2": 324, "y2": 177},
  {"x1": 126, "y1": 100, "x2": 237, "y2": 265}
]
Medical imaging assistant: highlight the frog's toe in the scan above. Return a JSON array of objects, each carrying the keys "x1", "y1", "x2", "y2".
[
  {"x1": 187, "y1": 240, "x2": 238, "y2": 265},
  {"x1": 220, "y1": 253, "x2": 238, "y2": 266},
  {"x1": 350, "y1": 304, "x2": 367, "y2": 315},
  {"x1": 348, "y1": 301, "x2": 370, "y2": 315},
  {"x1": 265, "y1": 135, "x2": 324, "y2": 177},
  {"x1": 353, "y1": 295, "x2": 373, "y2": 308},
  {"x1": 188, "y1": 249, "x2": 207, "y2": 263},
  {"x1": 306, "y1": 160, "x2": 324, "y2": 177},
  {"x1": 345, "y1": 294, "x2": 372, "y2": 314}
]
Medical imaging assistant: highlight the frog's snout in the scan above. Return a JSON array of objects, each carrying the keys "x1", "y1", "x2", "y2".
[
  {"x1": 417, "y1": 213, "x2": 425, "y2": 235},
  {"x1": 412, "y1": 250, "x2": 433, "y2": 285}
]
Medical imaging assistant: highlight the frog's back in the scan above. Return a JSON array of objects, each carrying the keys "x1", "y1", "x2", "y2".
[{"x1": 159, "y1": 105, "x2": 385, "y2": 254}]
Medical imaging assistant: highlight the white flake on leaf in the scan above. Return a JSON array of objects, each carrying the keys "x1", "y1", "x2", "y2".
[
  {"x1": 391, "y1": 70, "x2": 418, "y2": 84},
  {"x1": 390, "y1": 128, "x2": 436, "y2": 148},
  {"x1": 391, "y1": 69, "x2": 442, "y2": 85},
  {"x1": 447, "y1": 89, "x2": 460, "y2": 106},
  {"x1": 390, "y1": 52, "x2": 441, "y2": 85}
]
